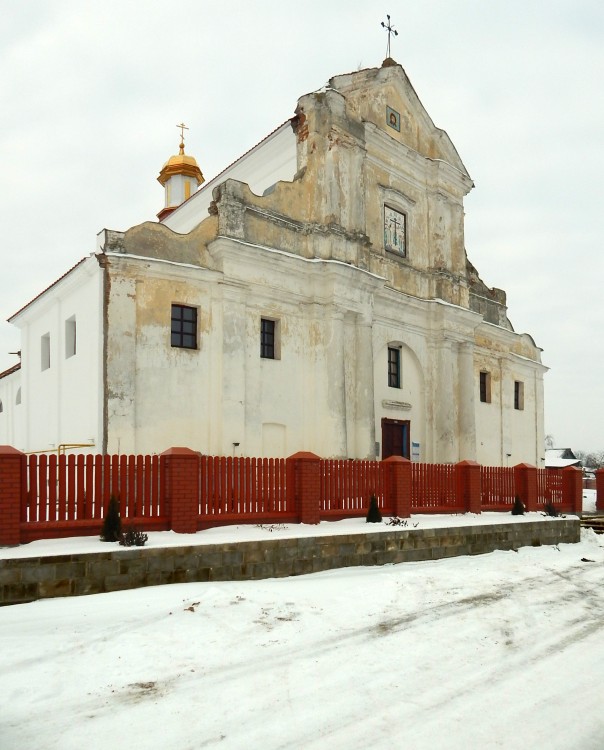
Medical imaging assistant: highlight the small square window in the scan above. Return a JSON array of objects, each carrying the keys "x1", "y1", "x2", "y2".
[
  {"x1": 171, "y1": 304, "x2": 197, "y2": 349},
  {"x1": 384, "y1": 206, "x2": 406, "y2": 256},
  {"x1": 479, "y1": 371, "x2": 491, "y2": 403},
  {"x1": 388, "y1": 347, "x2": 401, "y2": 388},
  {"x1": 261, "y1": 318, "x2": 276, "y2": 359},
  {"x1": 514, "y1": 381, "x2": 524, "y2": 410}
]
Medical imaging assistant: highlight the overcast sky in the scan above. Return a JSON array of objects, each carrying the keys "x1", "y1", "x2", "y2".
[{"x1": 1, "y1": 1, "x2": 603, "y2": 451}]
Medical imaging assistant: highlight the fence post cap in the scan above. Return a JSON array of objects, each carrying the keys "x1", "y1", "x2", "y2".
[
  {"x1": 286, "y1": 451, "x2": 321, "y2": 460},
  {"x1": 456, "y1": 459, "x2": 480, "y2": 467},
  {"x1": 513, "y1": 462, "x2": 537, "y2": 470},
  {"x1": 160, "y1": 447, "x2": 199, "y2": 457},
  {"x1": 382, "y1": 455, "x2": 411, "y2": 463},
  {"x1": 561, "y1": 464, "x2": 582, "y2": 472},
  {"x1": 0, "y1": 445, "x2": 25, "y2": 455}
]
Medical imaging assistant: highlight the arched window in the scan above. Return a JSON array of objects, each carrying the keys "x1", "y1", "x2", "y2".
[{"x1": 15, "y1": 388, "x2": 21, "y2": 405}]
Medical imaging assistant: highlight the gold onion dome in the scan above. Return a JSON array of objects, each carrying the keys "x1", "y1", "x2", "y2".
[{"x1": 157, "y1": 139, "x2": 204, "y2": 187}]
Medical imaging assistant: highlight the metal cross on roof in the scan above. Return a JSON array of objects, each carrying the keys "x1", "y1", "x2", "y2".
[
  {"x1": 177, "y1": 122, "x2": 189, "y2": 148},
  {"x1": 381, "y1": 14, "x2": 398, "y2": 58}
]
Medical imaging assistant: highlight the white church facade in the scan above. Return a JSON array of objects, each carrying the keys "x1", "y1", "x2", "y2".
[{"x1": 0, "y1": 59, "x2": 547, "y2": 465}]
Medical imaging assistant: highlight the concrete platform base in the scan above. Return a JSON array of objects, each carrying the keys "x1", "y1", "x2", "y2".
[{"x1": 0, "y1": 518, "x2": 580, "y2": 605}]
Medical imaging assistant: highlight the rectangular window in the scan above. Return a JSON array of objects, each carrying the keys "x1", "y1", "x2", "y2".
[
  {"x1": 171, "y1": 304, "x2": 197, "y2": 349},
  {"x1": 388, "y1": 347, "x2": 401, "y2": 388},
  {"x1": 261, "y1": 318, "x2": 276, "y2": 359},
  {"x1": 41, "y1": 333, "x2": 50, "y2": 371},
  {"x1": 384, "y1": 206, "x2": 406, "y2": 256},
  {"x1": 479, "y1": 371, "x2": 491, "y2": 403},
  {"x1": 65, "y1": 316, "x2": 76, "y2": 358},
  {"x1": 514, "y1": 380, "x2": 524, "y2": 410}
]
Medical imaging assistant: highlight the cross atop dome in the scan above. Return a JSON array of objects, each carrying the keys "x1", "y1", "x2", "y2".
[{"x1": 157, "y1": 124, "x2": 204, "y2": 222}]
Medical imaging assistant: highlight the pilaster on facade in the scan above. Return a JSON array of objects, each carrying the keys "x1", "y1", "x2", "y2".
[{"x1": 457, "y1": 340, "x2": 477, "y2": 462}]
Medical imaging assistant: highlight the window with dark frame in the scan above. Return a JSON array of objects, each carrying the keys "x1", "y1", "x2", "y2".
[
  {"x1": 260, "y1": 318, "x2": 275, "y2": 359},
  {"x1": 171, "y1": 304, "x2": 197, "y2": 349},
  {"x1": 479, "y1": 371, "x2": 491, "y2": 403},
  {"x1": 514, "y1": 380, "x2": 524, "y2": 410},
  {"x1": 388, "y1": 346, "x2": 401, "y2": 388}
]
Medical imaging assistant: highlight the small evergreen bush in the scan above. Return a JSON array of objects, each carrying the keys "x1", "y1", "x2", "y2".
[
  {"x1": 100, "y1": 495, "x2": 122, "y2": 542},
  {"x1": 366, "y1": 494, "x2": 382, "y2": 523},
  {"x1": 544, "y1": 502, "x2": 559, "y2": 517},
  {"x1": 511, "y1": 497, "x2": 525, "y2": 515},
  {"x1": 120, "y1": 527, "x2": 148, "y2": 547}
]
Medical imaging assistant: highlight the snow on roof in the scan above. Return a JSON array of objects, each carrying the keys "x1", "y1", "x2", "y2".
[
  {"x1": 546, "y1": 458, "x2": 582, "y2": 468},
  {"x1": 545, "y1": 449, "x2": 581, "y2": 468}
]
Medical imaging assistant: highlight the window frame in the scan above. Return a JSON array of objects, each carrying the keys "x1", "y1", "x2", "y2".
[
  {"x1": 260, "y1": 318, "x2": 277, "y2": 360},
  {"x1": 479, "y1": 371, "x2": 491, "y2": 404},
  {"x1": 388, "y1": 346, "x2": 401, "y2": 389},
  {"x1": 171, "y1": 304, "x2": 198, "y2": 350},
  {"x1": 514, "y1": 380, "x2": 525, "y2": 411}
]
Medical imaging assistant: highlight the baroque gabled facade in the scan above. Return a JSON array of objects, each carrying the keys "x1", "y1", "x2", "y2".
[{"x1": 0, "y1": 59, "x2": 547, "y2": 464}]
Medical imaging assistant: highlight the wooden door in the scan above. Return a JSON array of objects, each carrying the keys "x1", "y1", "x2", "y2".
[{"x1": 381, "y1": 418, "x2": 410, "y2": 460}]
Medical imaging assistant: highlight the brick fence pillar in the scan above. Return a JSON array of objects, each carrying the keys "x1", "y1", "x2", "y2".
[
  {"x1": 160, "y1": 447, "x2": 200, "y2": 534},
  {"x1": 514, "y1": 463, "x2": 538, "y2": 512},
  {"x1": 596, "y1": 469, "x2": 604, "y2": 511},
  {"x1": 456, "y1": 460, "x2": 482, "y2": 514},
  {"x1": 382, "y1": 456, "x2": 411, "y2": 518},
  {"x1": 0, "y1": 446, "x2": 25, "y2": 546},
  {"x1": 286, "y1": 452, "x2": 321, "y2": 525},
  {"x1": 562, "y1": 466, "x2": 583, "y2": 514}
]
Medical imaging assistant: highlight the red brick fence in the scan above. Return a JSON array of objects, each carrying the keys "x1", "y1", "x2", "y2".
[{"x1": 0, "y1": 446, "x2": 584, "y2": 546}]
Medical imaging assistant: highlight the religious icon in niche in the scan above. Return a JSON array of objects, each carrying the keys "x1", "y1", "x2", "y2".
[
  {"x1": 386, "y1": 106, "x2": 400, "y2": 132},
  {"x1": 384, "y1": 206, "x2": 406, "y2": 256}
]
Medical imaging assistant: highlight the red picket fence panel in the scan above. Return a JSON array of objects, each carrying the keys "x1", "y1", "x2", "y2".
[
  {"x1": 480, "y1": 466, "x2": 516, "y2": 510},
  {"x1": 199, "y1": 456, "x2": 294, "y2": 521},
  {"x1": 536, "y1": 469, "x2": 563, "y2": 507},
  {"x1": 4, "y1": 448, "x2": 581, "y2": 545},
  {"x1": 23, "y1": 454, "x2": 163, "y2": 526},
  {"x1": 411, "y1": 463, "x2": 461, "y2": 513},
  {"x1": 320, "y1": 459, "x2": 387, "y2": 516}
]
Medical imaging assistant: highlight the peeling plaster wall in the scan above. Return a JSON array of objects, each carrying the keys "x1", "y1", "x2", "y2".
[
  {"x1": 8, "y1": 63, "x2": 545, "y2": 465},
  {"x1": 98, "y1": 62, "x2": 545, "y2": 464}
]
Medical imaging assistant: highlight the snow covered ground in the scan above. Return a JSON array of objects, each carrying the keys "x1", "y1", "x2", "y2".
[{"x1": 1, "y1": 493, "x2": 603, "y2": 749}]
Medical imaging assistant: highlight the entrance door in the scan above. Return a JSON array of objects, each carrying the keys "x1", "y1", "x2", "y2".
[{"x1": 381, "y1": 418, "x2": 410, "y2": 459}]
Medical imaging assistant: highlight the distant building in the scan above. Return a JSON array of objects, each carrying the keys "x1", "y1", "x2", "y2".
[
  {"x1": 544, "y1": 448, "x2": 581, "y2": 469},
  {"x1": 0, "y1": 59, "x2": 547, "y2": 464}
]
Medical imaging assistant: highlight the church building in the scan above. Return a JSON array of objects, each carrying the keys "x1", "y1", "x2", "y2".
[{"x1": 0, "y1": 58, "x2": 547, "y2": 465}]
